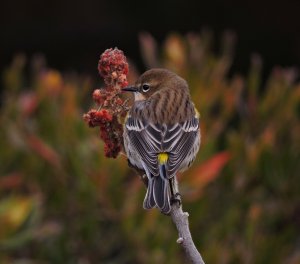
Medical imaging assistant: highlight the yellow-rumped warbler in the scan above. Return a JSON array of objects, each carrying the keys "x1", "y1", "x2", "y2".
[{"x1": 123, "y1": 68, "x2": 200, "y2": 214}]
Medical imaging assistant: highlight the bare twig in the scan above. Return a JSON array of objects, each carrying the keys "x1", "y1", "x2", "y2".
[
  {"x1": 170, "y1": 203, "x2": 205, "y2": 264},
  {"x1": 135, "y1": 174, "x2": 205, "y2": 263}
]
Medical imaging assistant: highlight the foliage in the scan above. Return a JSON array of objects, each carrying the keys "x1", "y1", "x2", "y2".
[{"x1": 1, "y1": 30, "x2": 300, "y2": 263}]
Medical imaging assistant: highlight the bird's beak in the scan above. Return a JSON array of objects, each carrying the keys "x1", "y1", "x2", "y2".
[{"x1": 122, "y1": 86, "x2": 139, "y2": 92}]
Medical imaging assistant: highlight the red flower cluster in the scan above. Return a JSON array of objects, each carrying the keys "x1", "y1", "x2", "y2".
[
  {"x1": 98, "y1": 48, "x2": 129, "y2": 88},
  {"x1": 84, "y1": 48, "x2": 130, "y2": 158},
  {"x1": 83, "y1": 109, "x2": 122, "y2": 158},
  {"x1": 83, "y1": 109, "x2": 113, "y2": 127},
  {"x1": 92, "y1": 89, "x2": 106, "y2": 105},
  {"x1": 100, "y1": 120, "x2": 123, "y2": 158}
]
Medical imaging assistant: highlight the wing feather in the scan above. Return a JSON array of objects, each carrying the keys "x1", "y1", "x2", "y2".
[{"x1": 126, "y1": 114, "x2": 200, "y2": 179}]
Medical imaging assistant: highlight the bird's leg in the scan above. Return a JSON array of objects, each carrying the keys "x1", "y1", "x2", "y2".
[{"x1": 169, "y1": 177, "x2": 181, "y2": 206}]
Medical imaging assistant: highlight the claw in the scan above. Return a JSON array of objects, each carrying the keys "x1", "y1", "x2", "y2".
[{"x1": 170, "y1": 192, "x2": 182, "y2": 206}]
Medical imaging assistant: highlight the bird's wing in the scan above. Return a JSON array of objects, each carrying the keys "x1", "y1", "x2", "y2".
[
  {"x1": 163, "y1": 117, "x2": 199, "y2": 177},
  {"x1": 126, "y1": 115, "x2": 161, "y2": 176},
  {"x1": 125, "y1": 114, "x2": 200, "y2": 178}
]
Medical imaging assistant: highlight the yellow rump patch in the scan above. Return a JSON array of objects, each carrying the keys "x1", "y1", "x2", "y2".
[{"x1": 158, "y1": 153, "x2": 169, "y2": 165}]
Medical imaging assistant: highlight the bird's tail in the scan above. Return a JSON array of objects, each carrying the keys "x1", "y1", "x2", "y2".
[{"x1": 143, "y1": 154, "x2": 171, "y2": 214}]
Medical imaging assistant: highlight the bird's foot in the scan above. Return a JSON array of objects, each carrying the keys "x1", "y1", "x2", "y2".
[{"x1": 170, "y1": 192, "x2": 182, "y2": 206}]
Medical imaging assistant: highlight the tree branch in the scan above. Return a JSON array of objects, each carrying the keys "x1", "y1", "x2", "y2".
[
  {"x1": 170, "y1": 203, "x2": 205, "y2": 264},
  {"x1": 135, "y1": 173, "x2": 205, "y2": 263}
]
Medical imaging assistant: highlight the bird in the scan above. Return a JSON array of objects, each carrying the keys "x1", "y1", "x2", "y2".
[{"x1": 122, "y1": 68, "x2": 200, "y2": 214}]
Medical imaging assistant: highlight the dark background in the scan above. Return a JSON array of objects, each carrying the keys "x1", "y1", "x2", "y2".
[{"x1": 1, "y1": 0, "x2": 300, "y2": 76}]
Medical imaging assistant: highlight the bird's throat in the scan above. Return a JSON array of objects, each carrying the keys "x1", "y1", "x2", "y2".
[{"x1": 134, "y1": 92, "x2": 146, "y2": 101}]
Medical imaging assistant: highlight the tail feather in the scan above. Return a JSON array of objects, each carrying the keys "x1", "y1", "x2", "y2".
[
  {"x1": 143, "y1": 163, "x2": 171, "y2": 214},
  {"x1": 143, "y1": 178, "x2": 156, "y2": 210},
  {"x1": 153, "y1": 176, "x2": 171, "y2": 214}
]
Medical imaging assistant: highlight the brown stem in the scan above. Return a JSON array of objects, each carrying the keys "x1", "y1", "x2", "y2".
[
  {"x1": 127, "y1": 156, "x2": 204, "y2": 263},
  {"x1": 170, "y1": 203, "x2": 205, "y2": 264}
]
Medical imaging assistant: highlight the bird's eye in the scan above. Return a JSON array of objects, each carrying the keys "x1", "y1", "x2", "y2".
[{"x1": 142, "y1": 84, "x2": 150, "y2": 92}]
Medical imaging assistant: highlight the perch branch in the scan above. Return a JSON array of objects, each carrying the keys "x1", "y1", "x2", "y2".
[
  {"x1": 135, "y1": 173, "x2": 205, "y2": 263},
  {"x1": 170, "y1": 202, "x2": 205, "y2": 264}
]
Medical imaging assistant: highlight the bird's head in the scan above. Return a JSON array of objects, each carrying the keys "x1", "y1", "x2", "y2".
[{"x1": 122, "y1": 68, "x2": 188, "y2": 101}]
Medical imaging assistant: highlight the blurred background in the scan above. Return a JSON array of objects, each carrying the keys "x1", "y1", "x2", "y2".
[{"x1": 1, "y1": 0, "x2": 300, "y2": 263}]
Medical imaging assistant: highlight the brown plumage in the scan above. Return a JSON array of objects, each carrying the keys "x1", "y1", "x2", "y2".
[
  {"x1": 123, "y1": 68, "x2": 200, "y2": 214},
  {"x1": 129, "y1": 69, "x2": 195, "y2": 124}
]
